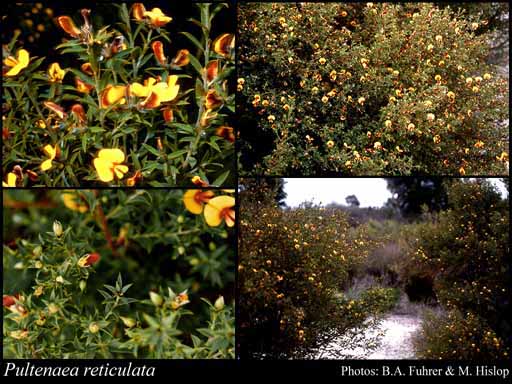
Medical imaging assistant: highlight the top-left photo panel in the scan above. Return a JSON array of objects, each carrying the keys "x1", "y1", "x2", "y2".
[{"x1": 2, "y1": 2, "x2": 235, "y2": 187}]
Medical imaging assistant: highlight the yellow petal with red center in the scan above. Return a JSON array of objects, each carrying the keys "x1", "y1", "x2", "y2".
[
  {"x1": 132, "y1": 3, "x2": 146, "y2": 20},
  {"x1": 100, "y1": 85, "x2": 127, "y2": 108},
  {"x1": 4, "y1": 49, "x2": 30, "y2": 76},
  {"x1": 140, "y1": 91, "x2": 160, "y2": 109},
  {"x1": 183, "y1": 190, "x2": 204, "y2": 214},
  {"x1": 213, "y1": 34, "x2": 234, "y2": 57},
  {"x1": 98, "y1": 148, "x2": 125, "y2": 163},
  {"x1": 206, "y1": 60, "x2": 219, "y2": 83},
  {"x1": 93, "y1": 158, "x2": 114, "y2": 182},
  {"x1": 143, "y1": 8, "x2": 172, "y2": 27},
  {"x1": 172, "y1": 49, "x2": 190, "y2": 67},
  {"x1": 113, "y1": 165, "x2": 129, "y2": 180},
  {"x1": 152, "y1": 41, "x2": 166, "y2": 65},
  {"x1": 151, "y1": 76, "x2": 180, "y2": 103},
  {"x1": 3, "y1": 172, "x2": 17, "y2": 187},
  {"x1": 57, "y1": 16, "x2": 81, "y2": 37},
  {"x1": 43, "y1": 101, "x2": 66, "y2": 119},
  {"x1": 48, "y1": 62, "x2": 65, "y2": 82},
  {"x1": 204, "y1": 195, "x2": 235, "y2": 227}
]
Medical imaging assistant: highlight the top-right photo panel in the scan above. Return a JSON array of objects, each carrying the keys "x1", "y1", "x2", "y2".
[{"x1": 237, "y1": 2, "x2": 509, "y2": 176}]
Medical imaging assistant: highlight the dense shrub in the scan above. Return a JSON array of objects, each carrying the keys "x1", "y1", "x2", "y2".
[
  {"x1": 405, "y1": 179, "x2": 510, "y2": 359},
  {"x1": 3, "y1": 189, "x2": 235, "y2": 358},
  {"x1": 2, "y1": 3, "x2": 234, "y2": 187},
  {"x1": 238, "y1": 180, "x2": 381, "y2": 358},
  {"x1": 238, "y1": 3, "x2": 509, "y2": 176}
]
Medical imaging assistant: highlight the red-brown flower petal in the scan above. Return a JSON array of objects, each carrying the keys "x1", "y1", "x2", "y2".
[
  {"x1": 206, "y1": 60, "x2": 219, "y2": 83},
  {"x1": 43, "y1": 101, "x2": 67, "y2": 119},
  {"x1": 57, "y1": 16, "x2": 81, "y2": 38},
  {"x1": 151, "y1": 41, "x2": 166, "y2": 65},
  {"x1": 71, "y1": 104, "x2": 86, "y2": 124},
  {"x1": 162, "y1": 107, "x2": 174, "y2": 123},
  {"x1": 132, "y1": 3, "x2": 146, "y2": 21},
  {"x1": 172, "y1": 49, "x2": 189, "y2": 67}
]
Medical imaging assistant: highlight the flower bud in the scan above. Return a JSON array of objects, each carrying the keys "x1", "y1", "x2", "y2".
[
  {"x1": 53, "y1": 220, "x2": 63, "y2": 237},
  {"x1": 120, "y1": 316, "x2": 136, "y2": 328},
  {"x1": 214, "y1": 296, "x2": 225, "y2": 310},
  {"x1": 33, "y1": 245, "x2": 42, "y2": 257},
  {"x1": 56, "y1": 276, "x2": 64, "y2": 284},
  {"x1": 88, "y1": 322, "x2": 100, "y2": 333},
  {"x1": 34, "y1": 260, "x2": 43, "y2": 269},
  {"x1": 79, "y1": 280, "x2": 87, "y2": 292},
  {"x1": 149, "y1": 291, "x2": 163, "y2": 306},
  {"x1": 48, "y1": 303, "x2": 59, "y2": 314}
]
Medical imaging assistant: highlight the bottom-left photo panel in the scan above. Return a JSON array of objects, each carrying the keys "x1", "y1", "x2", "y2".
[{"x1": 2, "y1": 189, "x2": 235, "y2": 359}]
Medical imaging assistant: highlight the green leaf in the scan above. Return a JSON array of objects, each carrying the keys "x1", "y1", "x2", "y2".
[
  {"x1": 179, "y1": 32, "x2": 204, "y2": 54},
  {"x1": 188, "y1": 54, "x2": 204, "y2": 77},
  {"x1": 211, "y1": 170, "x2": 230, "y2": 187},
  {"x1": 167, "y1": 149, "x2": 188, "y2": 160},
  {"x1": 141, "y1": 144, "x2": 161, "y2": 157}
]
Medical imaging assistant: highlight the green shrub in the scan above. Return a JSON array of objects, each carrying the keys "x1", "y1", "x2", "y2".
[
  {"x1": 238, "y1": 179, "x2": 380, "y2": 358},
  {"x1": 3, "y1": 189, "x2": 235, "y2": 358},
  {"x1": 406, "y1": 179, "x2": 510, "y2": 359},
  {"x1": 238, "y1": 3, "x2": 509, "y2": 176},
  {"x1": 2, "y1": 3, "x2": 234, "y2": 187}
]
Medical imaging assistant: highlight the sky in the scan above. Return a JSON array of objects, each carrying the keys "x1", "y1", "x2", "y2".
[{"x1": 283, "y1": 178, "x2": 508, "y2": 208}]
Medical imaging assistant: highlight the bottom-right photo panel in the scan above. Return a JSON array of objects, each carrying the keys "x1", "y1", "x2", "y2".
[{"x1": 237, "y1": 177, "x2": 509, "y2": 360}]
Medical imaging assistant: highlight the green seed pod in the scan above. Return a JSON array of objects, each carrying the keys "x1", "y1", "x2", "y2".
[
  {"x1": 79, "y1": 280, "x2": 86, "y2": 291},
  {"x1": 149, "y1": 291, "x2": 163, "y2": 306}
]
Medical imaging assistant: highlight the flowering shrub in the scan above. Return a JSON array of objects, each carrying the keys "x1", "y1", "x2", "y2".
[
  {"x1": 238, "y1": 179, "x2": 382, "y2": 358},
  {"x1": 3, "y1": 3, "x2": 234, "y2": 187},
  {"x1": 238, "y1": 3, "x2": 509, "y2": 176},
  {"x1": 404, "y1": 179, "x2": 510, "y2": 359},
  {"x1": 3, "y1": 189, "x2": 235, "y2": 358}
]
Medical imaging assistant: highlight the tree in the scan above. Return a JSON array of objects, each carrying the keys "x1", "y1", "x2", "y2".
[
  {"x1": 239, "y1": 178, "x2": 287, "y2": 207},
  {"x1": 385, "y1": 178, "x2": 448, "y2": 218},
  {"x1": 345, "y1": 194, "x2": 360, "y2": 207}
]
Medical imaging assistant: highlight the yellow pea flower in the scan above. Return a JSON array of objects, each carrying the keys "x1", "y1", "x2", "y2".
[
  {"x1": 130, "y1": 77, "x2": 158, "y2": 97},
  {"x1": 62, "y1": 192, "x2": 88, "y2": 213},
  {"x1": 2, "y1": 172, "x2": 17, "y2": 187},
  {"x1": 204, "y1": 195, "x2": 235, "y2": 227},
  {"x1": 100, "y1": 85, "x2": 127, "y2": 108},
  {"x1": 183, "y1": 190, "x2": 215, "y2": 214},
  {"x1": 213, "y1": 33, "x2": 235, "y2": 57},
  {"x1": 140, "y1": 75, "x2": 180, "y2": 109},
  {"x1": 191, "y1": 175, "x2": 209, "y2": 187},
  {"x1": 48, "y1": 62, "x2": 65, "y2": 83},
  {"x1": 41, "y1": 144, "x2": 58, "y2": 171},
  {"x1": 143, "y1": 8, "x2": 172, "y2": 27},
  {"x1": 93, "y1": 149, "x2": 128, "y2": 182},
  {"x1": 4, "y1": 49, "x2": 30, "y2": 77}
]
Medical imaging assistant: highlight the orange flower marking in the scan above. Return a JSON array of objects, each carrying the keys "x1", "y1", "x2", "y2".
[
  {"x1": 213, "y1": 33, "x2": 235, "y2": 57},
  {"x1": 172, "y1": 49, "x2": 190, "y2": 67},
  {"x1": 75, "y1": 77, "x2": 94, "y2": 93},
  {"x1": 183, "y1": 190, "x2": 215, "y2": 214}
]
